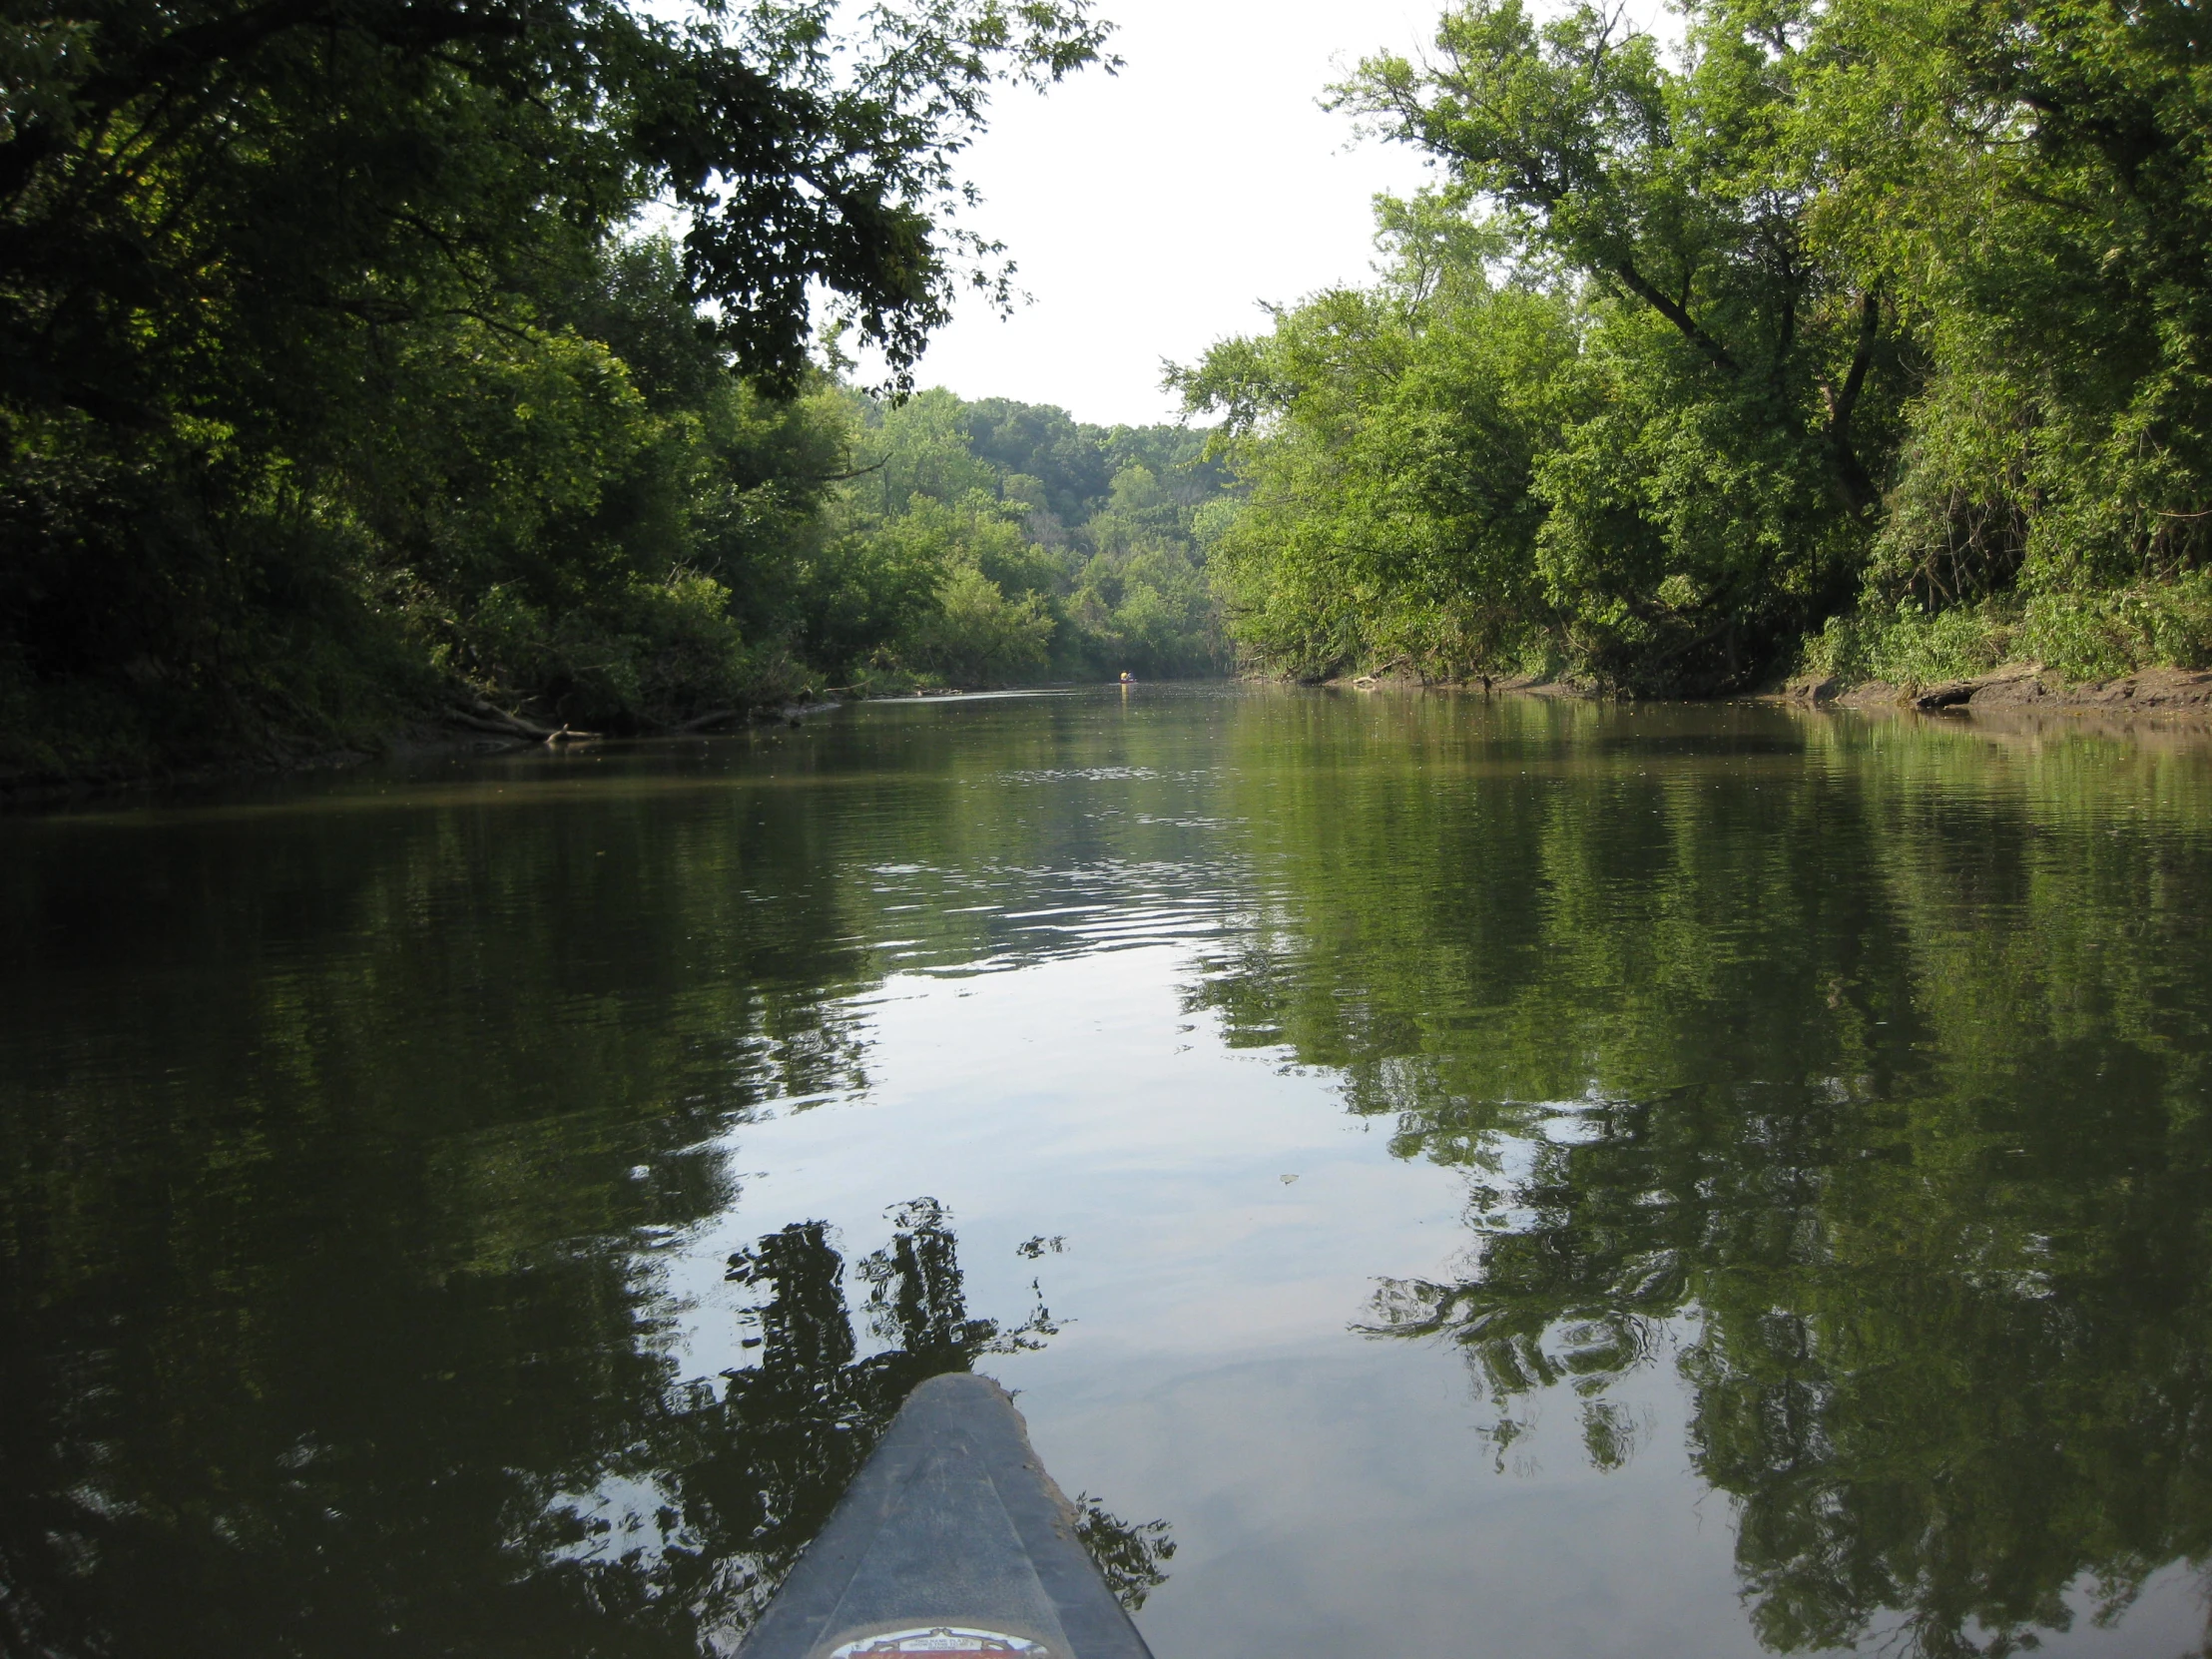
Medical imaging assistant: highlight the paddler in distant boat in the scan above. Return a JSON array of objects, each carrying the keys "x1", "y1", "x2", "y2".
[{"x1": 1118, "y1": 671, "x2": 1133, "y2": 685}]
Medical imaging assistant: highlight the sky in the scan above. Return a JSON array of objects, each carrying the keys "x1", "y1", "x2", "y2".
[{"x1": 863, "y1": 0, "x2": 1448, "y2": 429}]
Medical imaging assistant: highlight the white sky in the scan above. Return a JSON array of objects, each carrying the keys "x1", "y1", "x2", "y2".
[{"x1": 873, "y1": 0, "x2": 1448, "y2": 428}]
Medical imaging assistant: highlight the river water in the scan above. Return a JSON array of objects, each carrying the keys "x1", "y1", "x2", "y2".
[{"x1": 6, "y1": 685, "x2": 2212, "y2": 1659}]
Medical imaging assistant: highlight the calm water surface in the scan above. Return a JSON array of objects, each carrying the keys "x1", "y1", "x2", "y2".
[{"x1": 6, "y1": 686, "x2": 2212, "y2": 1659}]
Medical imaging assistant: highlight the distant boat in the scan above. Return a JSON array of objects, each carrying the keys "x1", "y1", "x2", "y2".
[
  {"x1": 738, "y1": 1374, "x2": 1153, "y2": 1659},
  {"x1": 1118, "y1": 673, "x2": 1134, "y2": 686}
]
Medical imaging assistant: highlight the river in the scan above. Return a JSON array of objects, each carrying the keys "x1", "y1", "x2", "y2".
[{"x1": 5, "y1": 684, "x2": 2211, "y2": 1659}]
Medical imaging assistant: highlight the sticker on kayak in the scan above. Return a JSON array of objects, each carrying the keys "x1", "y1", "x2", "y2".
[{"x1": 829, "y1": 1629, "x2": 1047, "y2": 1657}]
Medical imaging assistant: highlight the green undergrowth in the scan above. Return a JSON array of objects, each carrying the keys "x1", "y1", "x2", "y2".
[{"x1": 1804, "y1": 573, "x2": 2212, "y2": 693}]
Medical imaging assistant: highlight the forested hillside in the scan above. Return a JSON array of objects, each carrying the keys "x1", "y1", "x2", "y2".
[
  {"x1": 1179, "y1": 0, "x2": 2212, "y2": 695},
  {"x1": 829, "y1": 390, "x2": 1232, "y2": 689},
  {"x1": 0, "y1": 0, "x2": 1158, "y2": 785}
]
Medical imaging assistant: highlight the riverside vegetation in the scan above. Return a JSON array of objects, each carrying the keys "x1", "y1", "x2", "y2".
[
  {"x1": 1176, "y1": 0, "x2": 2212, "y2": 696},
  {"x1": 0, "y1": 0, "x2": 1230, "y2": 785},
  {"x1": 15, "y1": 0, "x2": 2212, "y2": 787}
]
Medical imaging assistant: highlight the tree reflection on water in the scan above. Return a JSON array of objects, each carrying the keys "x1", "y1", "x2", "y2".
[
  {"x1": 9, "y1": 694, "x2": 2212, "y2": 1658},
  {"x1": 1185, "y1": 701, "x2": 2212, "y2": 1657},
  {"x1": 1354, "y1": 1078, "x2": 2212, "y2": 1656},
  {"x1": 0, "y1": 740, "x2": 1182, "y2": 1659},
  {"x1": 541, "y1": 1199, "x2": 1170, "y2": 1647}
]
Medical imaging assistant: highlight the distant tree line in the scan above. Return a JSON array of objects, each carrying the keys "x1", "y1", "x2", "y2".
[
  {"x1": 1177, "y1": 0, "x2": 2212, "y2": 695},
  {"x1": 826, "y1": 388, "x2": 1234, "y2": 690}
]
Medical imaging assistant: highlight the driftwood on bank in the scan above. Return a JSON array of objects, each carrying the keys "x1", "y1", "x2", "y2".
[
  {"x1": 442, "y1": 690, "x2": 839, "y2": 744},
  {"x1": 441, "y1": 696, "x2": 597, "y2": 743}
]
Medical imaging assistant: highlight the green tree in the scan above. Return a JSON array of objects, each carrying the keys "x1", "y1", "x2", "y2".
[
  {"x1": 1176, "y1": 192, "x2": 1578, "y2": 682},
  {"x1": 903, "y1": 560, "x2": 1055, "y2": 686},
  {"x1": 1802, "y1": 0, "x2": 2212, "y2": 676},
  {"x1": 1341, "y1": 0, "x2": 1897, "y2": 688}
]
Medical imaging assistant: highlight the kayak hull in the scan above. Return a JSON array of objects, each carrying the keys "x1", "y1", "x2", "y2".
[{"x1": 737, "y1": 1374, "x2": 1154, "y2": 1659}]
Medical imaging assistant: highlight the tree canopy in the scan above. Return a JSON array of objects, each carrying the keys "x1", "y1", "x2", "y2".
[{"x1": 4, "y1": 0, "x2": 1111, "y2": 412}]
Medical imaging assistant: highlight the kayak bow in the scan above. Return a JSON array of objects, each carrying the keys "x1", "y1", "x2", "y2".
[{"x1": 737, "y1": 1374, "x2": 1155, "y2": 1659}]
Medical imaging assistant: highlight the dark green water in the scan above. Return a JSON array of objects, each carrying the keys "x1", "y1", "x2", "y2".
[{"x1": 6, "y1": 686, "x2": 2212, "y2": 1659}]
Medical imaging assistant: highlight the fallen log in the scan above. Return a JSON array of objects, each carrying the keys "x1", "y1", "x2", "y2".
[
  {"x1": 442, "y1": 695, "x2": 599, "y2": 742},
  {"x1": 671, "y1": 708, "x2": 745, "y2": 733},
  {"x1": 442, "y1": 709, "x2": 546, "y2": 740}
]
